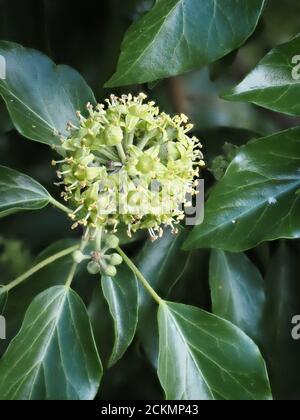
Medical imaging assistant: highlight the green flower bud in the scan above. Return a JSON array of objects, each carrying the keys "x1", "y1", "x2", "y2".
[
  {"x1": 104, "y1": 265, "x2": 117, "y2": 277},
  {"x1": 104, "y1": 125, "x2": 123, "y2": 146},
  {"x1": 86, "y1": 167, "x2": 102, "y2": 181},
  {"x1": 87, "y1": 261, "x2": 101, "y2": 275},
  {"x1": 136, "y1": 155, "x2": 154, "y2": 174},
  {"x1": 104, "y1": 234, "x2": 119, "y2": 249},
  {"x1": 127, "y1": 165, "x2": 138, "y2": 177},
  {"x1": 159, "y1": 142, "x2": 180, "y2": 162},
  {"x1": 109, "y1": 253, "x2": 123, "y2": 266},
  {"x1": 74, "y1": 165, "x2": 87, "y2": 181},
  {"x1": 84, "y1": 182, "x2": 99, "y2": 207},
  {"x1": 126, "y1": 158, "x2": 139, "y2": 177},
  {"x1": 168, "y1": 142, "x2": 181, "y2": 161},
  {"x1": 128, "y1": 104, "x2": 140, "y2": 116},
  {"x1": 125, "y1": 115, "x2": 139, "y2": 132}
]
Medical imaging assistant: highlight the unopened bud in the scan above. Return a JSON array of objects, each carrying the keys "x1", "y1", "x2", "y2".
[
  {"x1": 109, "y1": 253, "x2": 123, "y2": 266},
  {"x1": 87, "y1": 261, "x2": 101, "y2": 275},
  {"x1": 136, "y1": 155, "x2": 154, "y2": 174},
  {"x1": 104, "y1": 234, "x2": 119, "y2": 249},
  {"x1": 104, "y1": 125, "x2": 123, "y2": 146},
  {"x1": 104, "y1": 265, "x2": 117, "y2": 278}
]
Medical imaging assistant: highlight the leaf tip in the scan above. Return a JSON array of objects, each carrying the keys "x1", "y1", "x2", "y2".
[
  {"x1": 220, "y1": 88, "x2": 235, "y2": 101},
  {"x1": 104, "y1": 73, "x2": 122, "y2": 89}
]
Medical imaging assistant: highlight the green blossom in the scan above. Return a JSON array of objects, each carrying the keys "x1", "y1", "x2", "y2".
[{"x1": 52, "y1": 93, "x2": 204, "y2": 241}]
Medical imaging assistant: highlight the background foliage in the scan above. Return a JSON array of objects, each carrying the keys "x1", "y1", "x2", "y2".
[{"x1": 0, "y1": 0, "x2": 300, "y2": 400}]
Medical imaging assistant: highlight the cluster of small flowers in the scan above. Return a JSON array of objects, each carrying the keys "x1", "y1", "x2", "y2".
[
  {"x1": 52, "y1": 93, "x2": 204, "y2": 240},
  {"x1": 73, "y1": 234, "x2": 122, "y2": 277}
]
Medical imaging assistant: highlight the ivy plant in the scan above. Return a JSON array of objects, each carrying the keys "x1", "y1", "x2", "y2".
[{"x1": 0, "y1": 0, "x2": 299, "y2": 401}]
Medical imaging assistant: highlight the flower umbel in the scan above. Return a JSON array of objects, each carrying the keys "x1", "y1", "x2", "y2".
[{"x1": 52, "y1": 93, "x2": 204, "y2": 241}]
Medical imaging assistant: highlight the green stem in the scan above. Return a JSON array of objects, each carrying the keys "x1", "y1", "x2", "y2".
[
  {"x1": 0, "y1": 245, "x2": 79, "y2": 295},
  {"x1": 137, "y1": 132, "x2": 153, "y2": 150},
  {"x1": 117, "y1": 247, "x2": 163, "y2": 305},
  {"x1": 127, "y1": 132, "x2": 135, "y2": 147},
  {"x1": 116, "y1": 144, "x2": 127, "y2": 163},
  {"x1": 49, "y1": 197, "x2": 72, "y2": 215},
  {"x1": 123, "y1": 132, "x2": 129, "y2": 149},
  {"x1": 124, "y1": 131, "x2": 135, "y2": 150},
  {"x1": 95, "y1": 227, "x2": 102, "y2": 251},
  {"x1": 65, "y1": 262, "x2": 78, "y2": 289},
  {"x1": 97, "y1": 147, "x2": 119, "y2": 162}
]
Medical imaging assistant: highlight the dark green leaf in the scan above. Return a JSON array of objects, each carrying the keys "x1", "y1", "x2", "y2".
[
  {"x1": 138, "y1": 228, "x2": 190, "y2": 299},
  {"x1": 209, "y1": 250, "x2": 265, "y2": 342},
  {"x1": 1, "y1": 240, "x2": 78, "y2": 353},
  {"x1": 102, "y1": 263, "x2": 138, "y2": 367},
  {"x1": 184, "y1": 128, "x2": 300, "y2": 252},
  {"x1": 106, "y1": 0, "x2": 266, "y2": 87},
  {"x1": 0, "y1": 41, "x2": 95, "y2": 146},
  {"x1": 0, "y1": 166, "x2": 50, "y2": 218},
  {"x1": 88, "y1": 285, "x2": 115, "y2": 367},
  {"x1": 0, "y1": 101, "x2": 12, "y2": 133},
  {"x1": 0, "y1": 286, "x2": 102, "y2": 400},
  {"x1": 158, "y1": 301, "x2": 272, "y2": 400},
  {"x1": 262, "y1": 241, "x2": 300, "y2": 400},
  {"x1": 223, "y1": 34, "x2": 300, "y2": 116}
]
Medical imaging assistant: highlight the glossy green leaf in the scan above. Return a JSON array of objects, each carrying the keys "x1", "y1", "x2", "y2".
[
  {"x1": 158, "y1": 301, "x2": 272, "y2": 400},
  {"x1": 184, "y1": 128, "x2": 300, "y2": 252},
  {"x1": 0, "y1": 166, "x2": 50, "y2": 218},
  {"x1": 0, "y1": 286, "x2": 102, "y2": 400},
  {"x1": 88, "y1": 285, "x2": 115, "y2": 367},
  {"x1": 106, "y1": 0, "x2": 266, "y2": 87},
  {"x1": 1, "y1": 240, "x2": 80, "y2": 354},
  {"x1": 223, "y1": 34, "x2": 300, "y2": 116},
  {"x1": 138, "y1": 228, "x2": 190, "y2": 299},
  {"x1": 262, "y1": 241, "x2": 300, "y2": 400},
  {"x1": 209, "y1": 250, "x2": 265, "y2": 342},
  {"x1": 101, "y1": 264, "x2": 138, "y2": 367},
  {"x1": 0, "y1": 101, "x2": 12, "y2": 133},
  {"x1": 0, "y1": 41, "x2": 95, "y2": 146}
]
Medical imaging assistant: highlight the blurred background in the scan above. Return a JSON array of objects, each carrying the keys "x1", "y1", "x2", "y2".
[{"x1": 1, "y1": 0, "x2": 300, "y2": 399}]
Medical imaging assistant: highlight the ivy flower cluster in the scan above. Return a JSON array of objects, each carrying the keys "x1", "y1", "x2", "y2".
[
  {"x1": 52, "y1": 93, "x2": 204, "y2": 241},
  {"x1": 73, "y1": 234, "x2": 122, "y2": 277}
]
